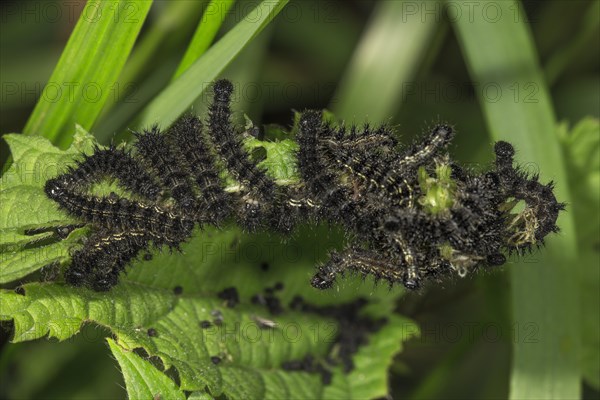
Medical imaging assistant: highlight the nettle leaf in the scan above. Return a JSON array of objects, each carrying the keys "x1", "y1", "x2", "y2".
[
  {"x1": 244, "y1": 136, "x2": 300, "y2": 184},
  {"x1": 558, "y1": 117, "x2": 600, "y2": 203},
  {"x1": 324, "y1": 315, "x2": 419, "y2": 399},
  {"x1": 243, "y1": 118, "x2": 300, "y2": 185},
  {"x1": 108, "y1": 337, "x2": 186, "y2": 400},
  {"x1": 242, "y1": 112, "x2": 343, "y2": 186},
  {"x1": 558, "y1": 117, "x2": 600, "y2": 389},
  {"x1": 0, "y1": 126, "x2": 94, "y2": 283},
  {"x1": 0, "y1": 130, "x2": 415, "y2": 399}
]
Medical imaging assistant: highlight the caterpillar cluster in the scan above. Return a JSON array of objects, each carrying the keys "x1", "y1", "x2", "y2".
[{"x1": 44, "y1": 79, "x2": 565, "y2": 292}]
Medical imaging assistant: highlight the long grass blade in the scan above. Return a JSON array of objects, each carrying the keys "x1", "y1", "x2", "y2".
[
  {"x1": 23, "y1": 0, "x2": 152, "y2": 147},
  {"x1": 450, "y1": 1, "x2": 580, "y2": 399}
]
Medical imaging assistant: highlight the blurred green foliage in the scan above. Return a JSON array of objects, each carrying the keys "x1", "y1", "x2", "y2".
[{"x1": 1, "y1": 0, "x2": 598, "y2": 399}]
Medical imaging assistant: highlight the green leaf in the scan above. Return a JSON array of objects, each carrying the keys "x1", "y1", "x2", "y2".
[
  {"x1": 23, "y1": 0, "x2": 152, "y2": 147},
  {"x1": 244, "y1": 135, "x2": 300, "y2": 184},
  {"x1": 188, "y1": 392, "x2": 215, "y2": 400},
  {"x1": 108, "y1": 338, "x2": 186, "y2": 400},
  {"x1": 450, "y1": 1, "x2": 580, "y2": 399},
  {"x1": 559, "y1": 117, "x2": 600, "y2": 191},
  {"x1": 0, "y1": 276, "x2": 332, "y2": 396},
  {"x1": 558, "y1": 117, "x2": 600, "y2": 389},
  {"x1": 0, "y1": 228, "x2": 87, "y2": 285},
  {"x1": 0, "y1": 127, "x2": 96, "y2": 283},
  {"x1": 0, "y1": 265, "x2": 400, "y2": 398},
  {"x1": 324, "y1": 315, "x2": 419, "y2": 399},
  {"x1": 1, "y1": 274, "x2": 410, "y2": 398},
  {"x1": 137, "y1": 0, "x2": 288, "y2": 129},
  {"x1": 173, "y1": 0, "x2": 238, "y2": 79},
  {"x1": 0, "y1": 129, "x2": 409, "y2": 399}
]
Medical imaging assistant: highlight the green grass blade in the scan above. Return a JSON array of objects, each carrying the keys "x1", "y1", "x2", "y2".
[
  {"x1": 173, "y1": 0, "x2": 237, "y2": 79},
  {"x1": 137, "y1": 0, "x2": 287, "y2": 129},
  {"x1": 331, "y1": 0, "x2": 441, "y2": 123},
  {"x1": 23, "y1": 0, "x2": 152, "y2": 147},
  {"x1": 97, "y1": 1, "x2": 206, "y2": 120},
  {"x1": 450, "y1": 1, "x2": 580, "y2": 399}
]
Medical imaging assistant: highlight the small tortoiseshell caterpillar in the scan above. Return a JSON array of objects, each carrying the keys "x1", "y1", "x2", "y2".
[
  {"x1": 295, "y1": 110, "x2": 564, "y2": 290},
  {"x1": 165, "y1": 115, "x2": 232, "y2": 226},
  {"x1": 43, "y1": 79, "x2": 565, "y2": 291},
  {"x1": 44, "y1": 178, "x2": 193, "y2": 247},
  {"x1": 207, "y1": 80, "x2": 298, "y2": 234},
  {"x1": 64, "y1": 145, "x2": 162, "y2": 200},
  {"x1": 66, "y1": 229, "x2": 151, "y2": 291},
  {"x1": 134, "y1": 126, "x2": 198, "y2": 210}
]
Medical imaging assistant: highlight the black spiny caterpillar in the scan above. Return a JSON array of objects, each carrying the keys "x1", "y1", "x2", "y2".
[{"x1": 43, "y1": 79, "x2": 565, "y2": 291}]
